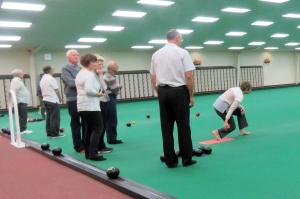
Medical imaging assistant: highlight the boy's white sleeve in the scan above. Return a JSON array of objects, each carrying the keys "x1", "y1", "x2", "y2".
[{"x1": 225, "y1": 100, "x2": 240, "y2": 120}]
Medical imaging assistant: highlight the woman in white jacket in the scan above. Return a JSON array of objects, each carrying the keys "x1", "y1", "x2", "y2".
[{"x1": 75, "y1": 54, "x2": 105, "y2": 161}]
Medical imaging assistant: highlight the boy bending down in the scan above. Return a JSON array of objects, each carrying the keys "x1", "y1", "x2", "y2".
[{"x1": 212, "y1": 81, "x2": 252, "y2": 140}]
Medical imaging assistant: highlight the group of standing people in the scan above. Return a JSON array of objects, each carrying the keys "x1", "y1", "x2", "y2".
[
  {"x1": 11, "y1": 49, "x2": 123, "y2": 161},
  {"x1": 60, "y1": 51, "x2": 122, "y2": 160},
  {"x1": 9, "y1": 51, "x2": 122, "y2": 161},
  {"x1": 8, "y1": 29, "x2": 252, "y2": 166}
]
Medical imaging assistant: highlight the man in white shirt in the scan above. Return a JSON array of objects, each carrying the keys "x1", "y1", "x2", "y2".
[
  {"x1": 40, "y1": 66, "x2": 62, "y2": 138},
  {"x1": 212, "y1": 81, "x2": 252, "y2": 140},
  {"x1": 10, "y1": 69, "x2": 31, "y2": 134},
  {"x1": 150, "y1": 29, "x2": 196, "y2": 168}
]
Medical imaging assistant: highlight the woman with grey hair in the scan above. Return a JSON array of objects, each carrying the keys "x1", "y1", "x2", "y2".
[
  {"x1": 94, "y1": 54, "x2": 113, "y2": 153},
  {"x1": 10, "y1": 69, "x2": 32, "y2": 134}
]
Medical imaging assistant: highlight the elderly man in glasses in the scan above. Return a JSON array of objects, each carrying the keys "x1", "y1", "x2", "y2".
[{"x1": 100, "y1": 60, "x2": 123, "y2": 145}]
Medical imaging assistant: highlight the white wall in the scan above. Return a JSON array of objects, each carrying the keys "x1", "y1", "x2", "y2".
[
  {"x1": 190, "y1": 51, "x2": 236, "y2": 66},
  {"x1": 1, "y1": 49, "x2": 296, "y2": 88},
  {"x1": 0, "y1": 49, "x2": 299, "y2": 106},
  {"x1": 0, "y1": 50, "x2": 31, "y2": 74},
  {"x1": 189, "y1": 50, "x2": 299, "y2": 86},
  {"x1": 34, "y1": 49, "x2": 153, "y2": 75},
  {"x1": 240, "y1": 51, "x2": 297, "y2": 86}
]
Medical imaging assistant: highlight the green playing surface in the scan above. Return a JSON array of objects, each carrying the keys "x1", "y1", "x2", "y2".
[{"x1": 1, "y1": 86, "x2": 300, "y2": 199}]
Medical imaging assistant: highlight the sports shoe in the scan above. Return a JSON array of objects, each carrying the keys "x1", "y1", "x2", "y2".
[
  {"x1": 21, "y1": 130, "x2": 32, "y2": 135},
  {"x1": 99, "y1": 147, "x2": 113, "y2": 154},
  {"x1": 47, "y1": 133, "x2": 65, "y2": 138}
]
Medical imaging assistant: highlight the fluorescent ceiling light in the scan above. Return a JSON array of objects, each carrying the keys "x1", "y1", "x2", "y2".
[
  {"x1": 295, "y1": 48, "x2": 300, "y2": 50},
  {"x1": 297, "y1": 25, "x2": 300, "y2": 29},
  {"x1": 185, "y1": 46, "x2": 203, "y2": 50},
  {"x1": 226, "y1": 31, "x2": 247, "y2": 36},
  {"x1": 137, "y1": 0, "x2": 174, "y2": 6},
  {"x1": 177, "y1": 29, "x2": 194, "y2": 34},
  {"x1": 65, "y1": 45, "x2": 91, "y2": 49},
  {"x1": 131, "y1": 45, "x2": 154, "y2": 49},
  {"x1": 283, "y1": 13, "x2": 300, "y2": 18},
  {"x1": 0, "y1": 44, "x2": 12, "y2": 48},
  {"x1": 271, "y1": 33, "x2": 289, "y2": 38},
  {"x1": 0, "y1": 21, "x2": 32, "y2": 28},
  {"x1": 221, "y1": 7, "x2": 251, "y2": 13},
  {"x1": 260, "y1": 0, "x2": 289, "y2": 3},
  {"x1": 112, "y1": 10, "x2": 146, "y2": 18},
  {"x1": 0, "y1": 36, "x2": 21, "y2": 41},
  {"x1": 192, "y1": 16, "x2": 219, "y2": 23},
  {"x1": 148, "y1": 39, "x2": 167, "y2": 44},
  {"x1": 78, "y1": 38, "x2": 107, "y2": 43},
  {"x1": 285, "y1": 42, "x2": 300, "y2": 46},
  {"x1": 204, "y1": 40, "x2": 224, "y2": 45},
  {"x1": 228, "y1": 47, "x2": 245, "y2": 50},
  {"x1": 251, "y1": 21, "x2": 274, "y2": 26},
  {"x1": 248, "y1": 41, "x2": 266, "y2": 46},
  {"x1": 93, "y1": 25, "x2": 124, "y2": 32},
  {"x1": 1, "y1": 1, "x2": 46, "y2": 11},
  {"x1": 264, "y1": 47, "x2": 279, "y2": 50}
]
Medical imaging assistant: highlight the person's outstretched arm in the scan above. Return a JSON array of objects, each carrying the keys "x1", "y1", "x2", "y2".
[{"x1": 224, "y1": 100, "x2": 240, "y2": 129}]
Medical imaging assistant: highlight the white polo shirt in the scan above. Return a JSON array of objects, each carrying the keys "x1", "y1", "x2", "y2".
[
  {"x1": 150, "y1": 43, "x2": 195, "y2": 87},
  {"x1": 40, "y1": 74, "x2": 59, "y2": 103},
  {"x1": 214, "y1": 87, "x2": 244, "y2": 113},
  {"x1": 10, "y1": 77, "x2": 30, "y2": 104}
]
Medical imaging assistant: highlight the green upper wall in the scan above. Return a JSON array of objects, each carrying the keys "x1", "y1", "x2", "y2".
[{"x1": 0, "y1": 0, "x2": 300, "y2": 51}]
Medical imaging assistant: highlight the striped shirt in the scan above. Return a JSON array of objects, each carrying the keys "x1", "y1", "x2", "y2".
[
  {"x1": 98, "y1": 74, "x2": 110, "y2": 102},
  {"x1": 103, "y1": 72, "x2": 120, "y2": 95}
]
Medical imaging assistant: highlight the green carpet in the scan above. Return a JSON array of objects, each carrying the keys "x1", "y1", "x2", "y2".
[{"x1": 1, "y1": 87, "x2": 300, "y2": 199}]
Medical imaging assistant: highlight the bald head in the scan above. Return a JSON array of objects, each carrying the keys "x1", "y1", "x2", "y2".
[
  {"x1": 107, "y1": 60, "x2": 119, "y2": 75},
  {"x1": 66, "y1": 49, "x2": 79, "y2": 64}
]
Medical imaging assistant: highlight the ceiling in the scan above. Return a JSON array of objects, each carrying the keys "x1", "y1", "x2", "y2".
[{"x1": 1, "y1": 0, "x2": 300, "y2": 51}]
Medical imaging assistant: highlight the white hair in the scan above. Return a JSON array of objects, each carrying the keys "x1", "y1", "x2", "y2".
[
  {"x1": 11, "y1": 69, "x2": 23, "y2": 76},
  {"x1": 107, "y1": 60, "x2": 118, "y2": 69},
  {"x1": 94, "y1": 53, "x2": 105, "y2": 61},
  {"x1": 66, "y1": 49, "x2": 79, "y2": 57}
]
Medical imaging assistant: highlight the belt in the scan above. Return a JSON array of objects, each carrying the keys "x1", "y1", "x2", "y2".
[{"x1": 158, "y1": 85, "x2": 185, "y2": 88}]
